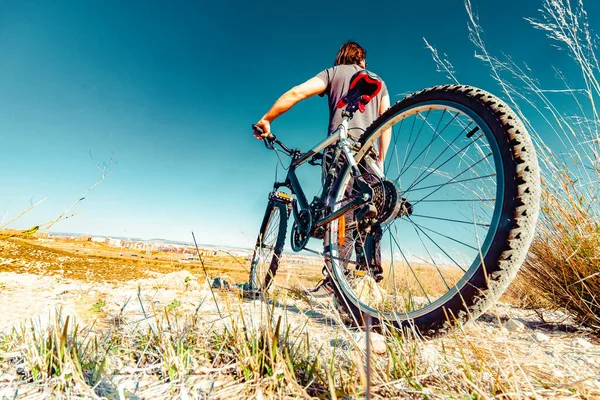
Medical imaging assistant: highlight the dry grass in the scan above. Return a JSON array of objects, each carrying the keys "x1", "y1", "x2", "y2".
[
  {"x1": 519, "y1": 171, "x2": 600, "y2": 330},
  {"x1": 425, "y1": 0, "x2": 600, "y2": 331},
  {"x1": 1, "y1": 291, "x2": 598, "y2": 399},
  {"x1": 0, "y1": 236, "x2": 250, "y2": 282},
  {"x1": 502, "y1": 0, "x2": 600, "y2": 332}
]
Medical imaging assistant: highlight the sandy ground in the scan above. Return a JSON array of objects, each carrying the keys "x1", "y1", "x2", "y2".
[{"x1": 1, "y1": 237, "x2": 600, "y2": 398}]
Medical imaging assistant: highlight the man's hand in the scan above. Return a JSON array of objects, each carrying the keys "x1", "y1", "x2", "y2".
[{"x1": 253, "y1": 119, "x2": 271, "y2": 140}]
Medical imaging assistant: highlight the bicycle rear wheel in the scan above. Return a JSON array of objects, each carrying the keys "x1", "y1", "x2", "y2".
[
  {"x1": 248, "y1": 199, "x2": 289, "y2": 295},
  {"x1": 327, "y1": 85, "x2": 540, "y2": 335}
]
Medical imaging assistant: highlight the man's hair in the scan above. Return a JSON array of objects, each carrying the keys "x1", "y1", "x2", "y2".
[{"x1": 334, "y1": 41, "x2": 366, "y2": 66}]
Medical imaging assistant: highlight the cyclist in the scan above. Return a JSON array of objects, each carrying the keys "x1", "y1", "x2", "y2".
[{"x1": 253, "y1": 41, "x2": 391, "y2": 297}]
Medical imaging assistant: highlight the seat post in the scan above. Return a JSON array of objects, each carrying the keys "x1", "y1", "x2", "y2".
[{"x1": 338, "y1": 115, "x2": 361, "y2": 177}]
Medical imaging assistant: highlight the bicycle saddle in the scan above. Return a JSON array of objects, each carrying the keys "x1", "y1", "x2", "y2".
[{"x1": 336, "y1": 70, "x2": 383, "y2": 114}]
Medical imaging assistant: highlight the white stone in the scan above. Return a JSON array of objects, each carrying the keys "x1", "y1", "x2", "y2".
[
  {"x1": 351, "y1": 276, "x2": 387, "y2": 306},
  {"x1": 504, "y1": 318, "x2": 526, "y2": 332},
  {"x1": 573, "y1": 338, "x2": 593, "y2": 348},
  {"x1": 583, "y1": 378, "x2": 600, "y2": 389},
  {"x1": 533, "y1": 332, "x2": 550, "y2": 342},
  {"x1": 421, "y1": 344, "x2": 443, "y2": 369},
  {"x1": 0, "y1": 373, "x2": 17, "y2": 382},
  {"x1": 352, "y1": 331, "x2": 387, "y2": 355},
  {"x1": 552, "y1": 368, "x2": 565, "y2": 378},
  {"x1": 582, "y1": 356, "x2": 599, "y2": 367},
  {"x1": 482, "y1": 371, "x2": 493, "y2": 382},
  {"x1": 370, "y1": 334, "x2": 387, "y2": 355}
]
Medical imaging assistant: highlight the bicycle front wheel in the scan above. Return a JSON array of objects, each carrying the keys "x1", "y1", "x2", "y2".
[
  {"x1": 327, "y1": 85, "x2": 540, "y2": 335},
  {"x1": 248, "y1": 199, "x2": 289, "y2": 295}
]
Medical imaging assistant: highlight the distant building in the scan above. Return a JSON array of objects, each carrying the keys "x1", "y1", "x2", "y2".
[
  {"x1": 91, "y1": 237, "x2": 105, "y2": 243},
  {"x1": 107, "y1": 238, "x2": 124, "y2": 247}
]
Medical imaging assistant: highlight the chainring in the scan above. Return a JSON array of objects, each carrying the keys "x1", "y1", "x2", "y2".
[{"x1": 291, "y1": 209, "x2": 312, "y2": 252}]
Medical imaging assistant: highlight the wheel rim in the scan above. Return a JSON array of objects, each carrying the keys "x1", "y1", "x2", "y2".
[
  {"x1": 250, "y1": 205, "x2": 282, "y2": 291},
  {"x1": 329, "y1": 101, "x2": 505, "y2": 321}
]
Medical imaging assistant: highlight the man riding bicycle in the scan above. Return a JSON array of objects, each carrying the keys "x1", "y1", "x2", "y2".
[{"x1": 253, "y1": 41, "x2": 391, "y2": 297}]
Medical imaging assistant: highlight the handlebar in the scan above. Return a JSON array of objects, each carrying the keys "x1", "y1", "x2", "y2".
[
  {"x1": 252, "y1": 124, "x2": 294, "y2": 155},
  {"x1": 250, "y1": 125, "x2": 326, "y2": 167}
]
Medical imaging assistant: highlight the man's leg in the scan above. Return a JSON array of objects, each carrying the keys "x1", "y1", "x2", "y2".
[
  {"x1": 370, "y1": 224, "x2": 384, "y2": 281},
  {"x1": 353, "y1": 160, "x2": 384, "y2": 281}
]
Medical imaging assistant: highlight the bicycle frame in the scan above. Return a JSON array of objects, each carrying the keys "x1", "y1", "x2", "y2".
[{"x1": 273, "y1": 114, "x2": 383, "y2": 230}]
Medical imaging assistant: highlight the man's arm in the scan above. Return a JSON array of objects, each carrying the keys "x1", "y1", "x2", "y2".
[
  {"x1": 378, "y1": 94, "x2": 391, "y2": 172},
  {"x1": 254, "y1": 77, "x2": 327, "y2": 139}
]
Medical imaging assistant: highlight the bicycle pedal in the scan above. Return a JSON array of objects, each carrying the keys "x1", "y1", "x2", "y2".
[
  {"x1": 355, "y1": 270, "x2": 367, "y2": 277},
  {"x1": 270, "y1": 191, "x2": 294, "y2": 204}
]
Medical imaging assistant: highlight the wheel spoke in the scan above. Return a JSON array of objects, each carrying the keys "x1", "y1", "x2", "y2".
[
  {"x1": 397, "y1": 113, "x2": 466, "y2": 181},
  {"x1": 404, "y1": 132, "x2": 485, "y2": 194},
  {"x1": 388, "y1": 228, "x2": 433, "y2": 304},
  {"x1": 386, "y1": 231, "x2": 401, "y2": 305},
  {"x1": 409, "y1": 222, "x2": 452, "y2": 291},
  {"x1": 407, "y1": 173, "x2": 496, "y2": 193},
  {"x1": 409, "y1": 214, "x2": 490, "y2": 227},
  {"x1": 406, "y1": 216, "x2": 468, "y2": 273},
  {"x1": 411, "y1": 110, "x2": 449, "y2": 182},
  {"x1": 415, "y1": 198, "x2": 495, "y2": 203},
  {"x1": 250, "y1": 206, "x2": 284, "y2": 292},
  {"x1": 400, "y1": 110, "x2": 431, "y2": 176},
  {"x1": 407, "y1": 221, "x2": 479, "y2": 251},
  {"x1": 407, "y1": 152, "x2": 493, "y2": 207}
]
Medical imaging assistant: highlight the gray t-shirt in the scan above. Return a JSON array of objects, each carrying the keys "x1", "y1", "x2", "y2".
[{"x1": 316, "y1": 64, "x2": 388, "y2": 140}]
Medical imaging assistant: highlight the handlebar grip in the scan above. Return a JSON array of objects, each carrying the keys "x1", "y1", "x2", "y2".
[
  {"x1": 252, "y1": 124, "x2": 276, "y2": 142},
  {"x1": 252, "y1": 124, "x2": 265, "y2": 135},
  {"x1": 252, "y1": 124, "x2": 277, "y2": 150}
]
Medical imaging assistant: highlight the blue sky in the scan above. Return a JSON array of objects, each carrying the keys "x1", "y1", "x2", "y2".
[{"x1": 1, "y1": 0, "x2": 597, "y2": 247}]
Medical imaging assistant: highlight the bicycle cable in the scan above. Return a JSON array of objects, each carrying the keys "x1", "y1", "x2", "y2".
[{"x1": 274, "y1": 147, "x2": 290, "y2": 171}]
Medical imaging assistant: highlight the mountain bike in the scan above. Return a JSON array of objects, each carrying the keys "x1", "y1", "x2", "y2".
[{"x1": 249, "y1": 71, "x2": 540, "y2": 336}]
